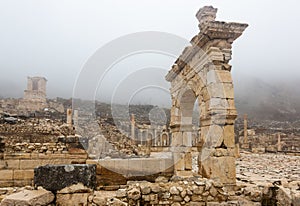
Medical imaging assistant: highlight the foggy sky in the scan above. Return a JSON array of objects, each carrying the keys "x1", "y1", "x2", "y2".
[{"x1": 0, "y1": 0, "x2": 299, "y2": 105}]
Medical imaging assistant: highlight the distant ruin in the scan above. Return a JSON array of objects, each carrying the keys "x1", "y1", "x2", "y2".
[
  {"x1": 24, "y1": 77, "x2": 47, "y2": 102},
  {"x1": 19, "y1": 76, "x2": 47, "y2": 112}
]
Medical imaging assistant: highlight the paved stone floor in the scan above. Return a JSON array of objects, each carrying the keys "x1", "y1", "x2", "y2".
[{"x1": 236, "y1": 152, "x2": 300, "y2": 184}]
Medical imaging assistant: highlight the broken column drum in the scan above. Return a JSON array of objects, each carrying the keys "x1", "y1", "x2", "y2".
[{"x1": 165, "y1": 6, "x2": 248, "y2": 185}]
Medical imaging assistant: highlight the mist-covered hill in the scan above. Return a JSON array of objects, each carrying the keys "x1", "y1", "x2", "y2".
[{"x1": 234, "y1": 76, "x2": 300, "y2": 121}]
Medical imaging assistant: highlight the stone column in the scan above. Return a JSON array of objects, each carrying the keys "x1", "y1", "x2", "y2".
[
  {"x1": 277, "y1": 133, "x2": 282, "y2": 151},
  {"x1": 67, "y1": 108, "x2": 72, "y2": 127},
  {"x1": 244, "y1": 114, "x2": 248, "y2": 144},
  {"x1": 153, "y1": 129, "x2": 157, "y2": 146},
  {"x1": 131, "y1": 114, "x2": 136, "y2": 144},
  {"x1": 73, "y1": 109, "x2": 79, "y2": 128},
  {"x1": 235, "y1": 143, "x2": 240, "y2": 158}
]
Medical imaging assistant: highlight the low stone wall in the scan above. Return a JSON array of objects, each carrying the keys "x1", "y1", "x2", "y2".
[
  {"x1": 117, "y1": 177, "x2": 229, "y2": 205},
  {"x1": 0, "y1": 151, "x2": 87, "y2": 187},
  {"x1": 1, "y1": 177, "x2": 299, "y2": 205},
  {"x1": 0, "y1": 133, "x2": 90, "y2": 188}
]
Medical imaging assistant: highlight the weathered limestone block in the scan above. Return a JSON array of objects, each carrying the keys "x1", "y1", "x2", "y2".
[
  {"x1": 277, "y1": 186, "x2": 292, "y2": 205},
  {"x1": 93, "y1": 196, "x2": 107, "y2": 206},
  {"x1": 0, "y1": 170, "x2": 13, "y2": 180},
  {"x1": 201, "y1": 125, "x2": 223, "y2": 148},
  {"x1": 200, "y1": 156, "x2": 236, "y2": 185},
  {"x1": 208, "y1": 98, "x2": 229, "y2": 110},
  {"x1": 171, "y1": 132, "x2": 183, "y2": 146},
  {"x1": 291, "y1": 190, "x2": 300, "y2": 206},
  {"x1": 34, "y1": 164, "x2": 96, "y2": 191},
  {"x1": 212, "y1": 148, "x2": 230, "y2": 157},
  {"x1": 185, "y1": 152, "x2": 193, "y2": 170},
  {"x1": 116, "y1": 188, "x2": 127, "y2": 197},
  {"x1": 13, "y1": 169, "x2": 34, "y2": 180},
  {"x1": 107, "y1": 198, "x2": 128, "y2": 206},
  {"x1": 174, "y1": 154, "x2": 185, "y2": 172},
  {"x1": 0, "y1": 189, "x2": 54, "y2": 206},
  {"x1": 92, "y1": 191, "x2": 116, "y2": 206},
  {"x1": 0, "y1": 160, "x2": 20, "y2": 169},
  {"x1": 182, "y1": 131, "x2": 192, "y2": 146},
  {"x1": 170, "y1": 186, "x2": 180, "y2": 195},
  {"x1": 127, "y1": 187, "x2": 141, "y2": 200},
  {"x1": 216, "y1": 70, "x2": 233, "y2": 83},
  {"x1": 223, "y1": 125, "x2": 235, "y2": 148},
  {"x1": 207, "y1": 83, "x2": 234, "y2": 100},
  {"x1": 206, "y1": 47, "x2": 224, "y2": 62},
  {"x1": 56, "y1": 193, "x2": 89, "y2": 206},
  {"x1": 57, "y1": 183, "x2": 92, "y2": 194}
]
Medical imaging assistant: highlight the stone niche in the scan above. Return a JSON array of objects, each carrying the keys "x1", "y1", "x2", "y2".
[{"x1": 165, "y1": 6, "x2": 248, "y2": 185}]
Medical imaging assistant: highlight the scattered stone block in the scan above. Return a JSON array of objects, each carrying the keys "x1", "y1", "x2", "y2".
[
  {"x1": 34, "y1": 164, "x2": 96, "y2": 191},
  {"x1": 57, "y1": 183, "x2": 92, "y2": 194},
  {"x1": 0, "y1": 189, "x2": 54, "y2": 206},
  {"x1": 56, "y1": 193, "x2": 90, "y2": 206}
]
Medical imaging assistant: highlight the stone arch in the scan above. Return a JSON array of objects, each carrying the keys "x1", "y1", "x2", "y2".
[
  {"x1": 165, "y1": 6, "x2": 247, "y2": 185},
  {"x1": 161, "y1": 132, "x2": 169, "y2": 146}
]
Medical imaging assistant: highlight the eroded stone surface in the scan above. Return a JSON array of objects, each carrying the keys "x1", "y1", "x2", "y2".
[
  {"x1": 0, "y1": 189, "x2": 54, "y2": 206},
  {"x1": 34, "y1": 164, "x2": 96, "y2": 191}
]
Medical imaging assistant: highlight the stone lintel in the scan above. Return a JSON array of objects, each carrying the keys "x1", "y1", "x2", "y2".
[{"x1": 201, "y1": 21, "x2": 248, "y2": 42}]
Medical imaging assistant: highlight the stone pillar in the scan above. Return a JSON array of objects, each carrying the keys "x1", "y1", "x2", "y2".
[
  {"x1": 241, "y1": 114, "x2": 249, "y2": 149},
  {"x1": 153, "y1": 129, "x2": 157, "y2": 146},
  {"x1": 131, "y1": 114, "x2": 136, "y2": 143},
  {"x1": 67, "y1": 108, "x2": 72, "y2": 127},
  {"x1": 235, "y1": 143, "x2": 240, "y2": 158},
  {"x1": 244, "y1": 114, "x2": 248, "y2": 144},
  {"x1": 277, "y1": 133, "x2": 282, "y2": 151},
  {"x1": 73, "y1": 109, "x2": 79, "y2": 128}
]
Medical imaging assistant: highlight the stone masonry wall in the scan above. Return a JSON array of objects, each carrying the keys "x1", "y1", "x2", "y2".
[{"x1": 0, "y1": 135, "x2": 88, "y2": 187}]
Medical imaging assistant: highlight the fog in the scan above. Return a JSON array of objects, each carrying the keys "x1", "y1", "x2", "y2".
[{"x1": 0, "y1": 0, "x2": 299, "y2": 106}]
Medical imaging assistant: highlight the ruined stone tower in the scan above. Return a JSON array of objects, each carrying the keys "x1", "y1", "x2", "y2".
[
  {"x1": 166, "y1": 6, "x2": 248, "y2": 185},
  {"x1": 20, "y1": 76, "x2": 47, "y2": 111},
  {"x1": 24, "y1": 76, "x2": 47, "y2": 102}
]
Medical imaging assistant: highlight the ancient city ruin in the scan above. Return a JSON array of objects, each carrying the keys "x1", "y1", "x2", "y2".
[{"x1": 0, "y1": 5, "x2": 299, "y2": 206}]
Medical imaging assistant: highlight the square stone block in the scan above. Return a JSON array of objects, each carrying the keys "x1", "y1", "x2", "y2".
[{"x1": 34, "y1": 164, "x2": 96, "y2": 191}]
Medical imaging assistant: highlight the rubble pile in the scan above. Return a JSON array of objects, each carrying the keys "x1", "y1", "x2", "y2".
[{"x1": 0, "y1": 118, "x2": 74, "y2": 141}]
